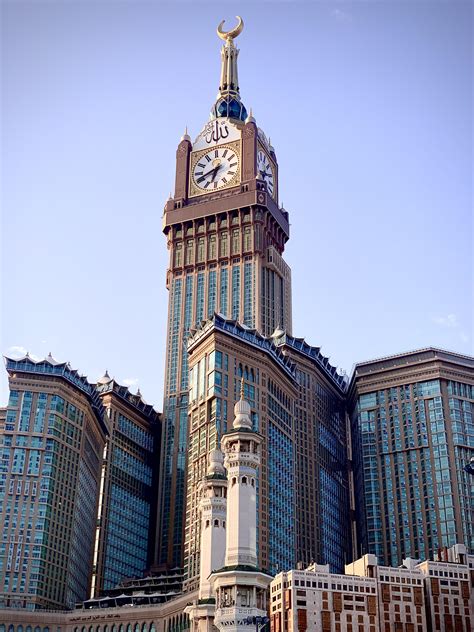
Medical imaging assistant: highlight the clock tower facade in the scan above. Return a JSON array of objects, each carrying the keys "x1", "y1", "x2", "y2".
[{"x1": 156, "y1": 18, "x2": 292, "y2": 569}]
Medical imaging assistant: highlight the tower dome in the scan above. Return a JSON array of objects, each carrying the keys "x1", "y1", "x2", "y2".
[
  {"x1": 208, "y1": 449, "x2": 226, "y2": 477},
  {"x1": 97, "y1": 370, "x2": 112, "y2": 385},
  {"x1": 233, "y1": 378, "x2": 252, "y2": 430}
]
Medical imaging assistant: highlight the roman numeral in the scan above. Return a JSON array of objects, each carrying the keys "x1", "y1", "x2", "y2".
[
  {"x1": 223, "y1": 149, "x2": 228, "y2": 157},
  {"x1": 213, "y1": 182, "x2": 218, "y2": 189},
  {"x1": 205, "y1": 155, "x2": 211, "y2": 162},
  {"x1": 198, "y1": 162, "x2": 205, "y2": 168},
  {"x1": 229, "y1": 162, "x2": 237, "y2": 168},
  {"x1": 204, "y1": 181, "x2": 210, "y2": 188},
  {"x1": 195, "y1": 171, "x2": 203, "y2": 176},
  {"x1": 197, "y1": 176, "x2": 206, "y2": 184},
  {"x1": 222, "y1": 177, "x2": 227, "y2": 184},
  {"x1": 215, "y1": 149, "x2": 219, "y2": 158},
  {"x1": 227, "y1": 171, "x2": 235, "y2": 177}
]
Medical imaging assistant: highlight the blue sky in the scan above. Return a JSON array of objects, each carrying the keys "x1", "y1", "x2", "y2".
[{"x1": 1, "y1": 1, "x2": 472, "y2": 407}]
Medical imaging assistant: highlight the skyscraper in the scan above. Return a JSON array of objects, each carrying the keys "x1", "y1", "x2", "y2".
[
  {"x1": 157, "y1": 17, "x2": 293, "y2": 570},
  {"x1": 349, "y1": 347, "x2": 474, "y2": 567},
  {"x1": 91, "y1": 373, "x2": 161, "y2": 596},
  {"x1": 184, "y1": 314, "x2": 298, "y2": 588},
  {"x1": 0, "y1": 354, "x2": 108, "y2": 610},
  {"x1": 271, "y1": 330, "x2": 350, "y2": 571}
]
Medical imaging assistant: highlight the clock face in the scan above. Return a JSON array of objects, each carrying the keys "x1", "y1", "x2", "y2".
[
  {"x1": 257, "y1": 150, "x2": 275, "y2": 197},
  {"x1": 192, "y1": 146, "x2": 240, "y2": 192}
]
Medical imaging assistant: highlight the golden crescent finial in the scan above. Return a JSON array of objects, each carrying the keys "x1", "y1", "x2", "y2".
[{"x1": 217, "y1": 16, "x2": 244, "y2": 42}]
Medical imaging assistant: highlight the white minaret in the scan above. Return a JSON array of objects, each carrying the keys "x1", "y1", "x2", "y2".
[
  {"x1": 210, "y1": 380, "x2": 272, "y2": 631},
  {"x1": 185, "y1": 450, "x2": 227, "y2": 632}
]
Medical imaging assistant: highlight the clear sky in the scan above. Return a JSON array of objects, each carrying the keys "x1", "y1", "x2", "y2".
[{"x1": 1, "y1": 1, "x2": 472, "y2": 407}]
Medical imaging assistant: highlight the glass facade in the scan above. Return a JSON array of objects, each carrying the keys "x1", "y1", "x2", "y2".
[
  {"x1": 0, "y1": 359, "x2": 106, "y2": 610},
  {"x1": 159, "y1": 208, "x2": 292, "y2": 570},
  {"x1": 352, "y1": 371, "x2": 474, "y2": 566},
  {"x1": 184, "y1": 316, "x2": 298, "y2": 586}
]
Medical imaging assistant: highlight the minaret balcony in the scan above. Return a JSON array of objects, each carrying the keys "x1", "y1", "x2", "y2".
[
  {"x1": 224, "y1": 452, "x2": 260, "y2": 469},
  {"x1": 214, "y1": 606, "x2": 268, "y2": 627}
]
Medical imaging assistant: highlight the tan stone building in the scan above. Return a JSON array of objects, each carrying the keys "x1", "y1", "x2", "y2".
[
  {"x1": 1, "y1": 354, "x2": 108, "y2": 609},
  {"x1": 270, "y1": 565, "x2": 378, "y2": 632},
  {"x1": 346, "y1": 554, "x2": 426, "y2": 632},
  {"x1": 270, "y1": 544, "x2": 473, "y2": 632},
  {"x1": 417, "y1": 544, "x2": 473, "y2": 632}
]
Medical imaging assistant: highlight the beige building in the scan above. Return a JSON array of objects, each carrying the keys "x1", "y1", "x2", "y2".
[
  {"x1": 270, "y1": 565, "x2": 378, "y2": 632},
  {"x1": 0, "y1": 590, "x2": 194, "y2": 631},
  {"x1": 270, "y1": 544, "x2": 473, "y2": 632},
  {"x1": 417, "y1": 544, "x2": 473, "y2": 632},
  {"x1": 346, "y1": 554, "x2": 426, "y2": 632},
  {"x1": 1, "y1": 354, "x2": 108, "y2": 610}
]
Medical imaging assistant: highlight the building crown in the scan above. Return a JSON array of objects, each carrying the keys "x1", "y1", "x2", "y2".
[{"x1": 210, "y1": 16, "x2": 248, "y2": 123}]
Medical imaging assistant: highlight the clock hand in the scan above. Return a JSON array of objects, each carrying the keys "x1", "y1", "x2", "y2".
[
  {"x1": 211, "y1": 164, "x2": 222, "y2": 182},
  {"x1": 197, "y1": 165, "x2": 220, "y2": 183}
]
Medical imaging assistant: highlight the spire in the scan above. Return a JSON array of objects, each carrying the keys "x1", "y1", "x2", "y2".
[
  {"x1": 211, "y1": 16, "x2": 248, "y2": 122},
  {"x1": 180, "y1": 125, "x2": 191, "y2": 142}
]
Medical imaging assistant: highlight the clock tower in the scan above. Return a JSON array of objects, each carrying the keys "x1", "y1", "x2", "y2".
[{"x1": 156, "y1": 17, "x2": 293, "y2": 571}]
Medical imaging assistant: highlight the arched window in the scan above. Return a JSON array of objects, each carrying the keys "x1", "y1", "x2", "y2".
[
  {"x1": 242, "y1": 476, "x2": 247, "y2": 484},
  {"x1": 251, "y1": 478, "x2": 255, "y2": 487},
  {"x1": 35, "y1": 627, "x2": 41, "y2": 632},
  {"x1": 214, "y1": 519, "x2": 219, "y2": 527},
  {"x1": 0, "y1": 625, "x2": 6, "y2": 632},
  {"x1": 8, "y1": 626, "x2": 14, "y2": 632},
  {"x1": 205, "y1": 519, "x2": 210, "y2": 528},
  {"x1": 141, "y1": 625, "x2": 148, "y2": 632},
  {"x1": 232, "y1": 477, "x2": 237, "y2": 486},
  {"x1": 150, "y1": 625, "x2": 156, "y2": 632},
  {"x1": 96, "y1": 627, "x2": 101, "y2": 632},
  {"x1": 126, "y1": 626, "x2": 132, "y2": 632},
  {"x1": 134, "y1": 625, "x2": 140, "y2": 632},
  {"x1": 26, "y1": 627, "x2": 32, "y2": 632},
  {"x1": 223, "y1": 520, "x2": 226, "y2": 528},
  {"x1": 18, "y1": 627, "x2": 24, "y2": 632}
]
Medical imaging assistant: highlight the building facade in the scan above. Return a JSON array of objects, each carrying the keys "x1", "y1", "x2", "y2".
[
  {"x1": 348, "y1": 348, "x2": 474, "y2": 567},
  {"x1": 272, "y1": 331, "x2": 350, "y2": 571},
  {"x1": 0, "y1": 355, "x2": 108, "y2": 610},
  {"x1": 91, "y1": 373, "x2": 161, "y2": 596},
  {"x1": 184, "y1": 314, "x2": 298, "y2": 588},
  {"x1": 270, "y1": 544, "x2": 473, "y2": 632},
  {"x1": 157, "y1": 16, "x2": 293, "y2": 570}
]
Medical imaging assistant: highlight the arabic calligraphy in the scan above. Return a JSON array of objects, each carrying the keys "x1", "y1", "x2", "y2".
[
  {"x1": 205, "y1": 120, "x2": 229, "y2": 144},
  {"x1": 193, "y1": 119, "x2": 240, "y2": 150}
]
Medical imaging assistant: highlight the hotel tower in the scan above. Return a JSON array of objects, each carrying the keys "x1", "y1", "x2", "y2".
[{"x1": 157, "y1": 17, "x2": 293, "y2": 570}]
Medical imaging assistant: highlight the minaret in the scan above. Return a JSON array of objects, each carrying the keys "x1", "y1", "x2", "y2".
[
  {"x1": 210, "y1": 382, "x2": 272, "y2": 631},
  {"x1": 185, "y1": 450, "x2": 228, "y2": 631}
]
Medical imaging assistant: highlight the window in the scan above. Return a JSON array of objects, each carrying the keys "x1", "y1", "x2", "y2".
[{"x1": 220, "y1": 232, "x2": 228, "y2": 257}]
